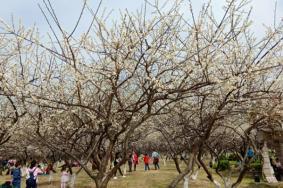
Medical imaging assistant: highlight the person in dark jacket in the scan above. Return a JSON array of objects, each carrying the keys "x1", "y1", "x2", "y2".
[
  {"x1": 128, "y1": 154, "x2": 133, "y2": 172},
  {"x1": 113, "y1": 153, "x2": 125, "y2": 179},
  {"x1": 11, "y1": 161, "x2": 21, "y2": 188}
]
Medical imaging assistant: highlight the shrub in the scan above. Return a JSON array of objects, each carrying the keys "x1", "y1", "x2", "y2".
[
  {"x1": 250, "y1": 159, "x2": 262, "y2": 172},
  {"x1": 217, "y1": 160, "x2": 230, "y2": 171},
  {"x1": 228, "y1": 153, "x2": 240, "y2": 161}
]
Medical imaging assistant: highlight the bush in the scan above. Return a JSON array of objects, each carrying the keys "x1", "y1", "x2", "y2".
[
  {"x1": 228, "y1": 153, "x2": 240, "y2": 161},
  {"x1": 250, "y1": 159, "x2": 262, "y2": 172},
  {"x1": 217, "y1": 160, "x2": 230, "y2": 171},
  {"x1": 211, "y1": 153, "x2": 239, "y2": 171},
  {"x1": 219, "y1": 154, "x2": 229, "y2": 161}
]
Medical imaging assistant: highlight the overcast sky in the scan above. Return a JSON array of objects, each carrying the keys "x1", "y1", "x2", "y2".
[{"x1": 0, "y1": 0, "x2": 282, "y2": 38}]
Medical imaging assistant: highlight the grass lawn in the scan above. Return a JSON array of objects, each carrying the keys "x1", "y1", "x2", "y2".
[{"x1": 0, "y1": 161, "x2": 283, "y2": 187}]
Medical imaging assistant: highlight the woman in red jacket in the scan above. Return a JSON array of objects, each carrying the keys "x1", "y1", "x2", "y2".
[
  {"x1": 143, "y1": 153, "x2": 150, "y2": 171},
  {"x1": 132, "y1": 151, "x2": 139, "y2": 171}
]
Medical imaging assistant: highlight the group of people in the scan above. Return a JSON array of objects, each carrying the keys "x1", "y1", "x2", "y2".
[
  {"x1": 142, "y1": 152, "x2": 160, "y2": 171},
  {"x1": 3, "y1": 160, "x2": 44, "y2": 188},
  {"x1": 113, "y1": 150, "x2": 160, "y2": 179},
  {"x1": 0, "y1": 159, "x2": 72, "y2": 188},
  {"x1": 0, "y1": 151, "x2": 162, "y2": 186}
]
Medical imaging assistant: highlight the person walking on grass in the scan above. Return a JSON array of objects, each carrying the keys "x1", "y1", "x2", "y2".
[
  {"x1": 133, "y1": 151, "x2": 139, "y2": 171},
  {"x1": 11, "y1": 161, "x2": 21, "y2": 188},
  {"x1": 7, "y1": 160, "x2": 15, "y2": 175},
  {"x1": 152, "y1": 151, "x2": 160, "y2": 170},
  {"x1": 46, "y1": 163, "x2": 56, "y2": 184},
  {"x1": 143, "y1": 153, "x2": 150, "y2": 171},
  {"x1": 26, "y1": 160, "x2": 43, "y2": 188},
  {"x1": 60, "y1": 166, "x2": 70, "y2": 188},
  {"x1": 113, "y1": 152, "x2": 126, "y2": 179},
  {"x1": 128, "y1": 153, "x2": 133, "y2": 172}
]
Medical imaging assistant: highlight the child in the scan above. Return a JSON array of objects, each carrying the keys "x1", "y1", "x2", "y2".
[
  {"x1": 61, "y1": 166, "x2": 70, "y2": 188},
  {"x1": 143, "y1": 153, "x2": 150, "y2": 171}
]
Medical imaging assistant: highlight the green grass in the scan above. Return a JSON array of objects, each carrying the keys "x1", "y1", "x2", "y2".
[{"x1": 1, "y1": 161, "x2": 283, "y2": 187}]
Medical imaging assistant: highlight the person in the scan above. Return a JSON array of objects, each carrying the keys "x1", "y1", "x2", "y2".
[
  {"x1": 1, "y1": 181, "x2": 12, "y2": 188},
  {"x1": 11, "y1": 161, "x2": 21, "y2": 188},
  {"x1": 275, "y1": 158, "x2": 282, "y2": 168},
  {"x1": 152, "y1": 151, "x2": 160, "y2": 170},
  {"x1": 247, "y1": 147, "x2": 254, "y2": 159},
  {"x1": 2, "y1": 159, "x2": 8, "y2": 173},
  {"x1": 132, "y1": 151, "x2": 138, "y2": 171},
  {"x1": 0, "y1": 157, "x2": 3, "y2": 176},
  {"x1": 6, "y1": 160, "x2": 15, "y2": 175},
  {"x1": 46, "y1": 163, "x2": 56, "y2": 184},
  {"x1": 20, "y1": 163, "x2": 27, "y2": 180},
  {"x1": 26, "y1": 160, "x2": 43, "y2": 188},
  {"x1": 143, "y1": 153, "x2": 150, "y2": 171},
  {"x1": 60, "y1": 166, "x2": 70, "y2": 188},
  {"x1": 113, "y1": 152, "x2": 125, "y2": 179},
  {"x1": 274, "y1": 158, "x2": 283, "y2": 181},
  {"x1": 128, "y1": 154, "x2": 133, "y2": 172}
]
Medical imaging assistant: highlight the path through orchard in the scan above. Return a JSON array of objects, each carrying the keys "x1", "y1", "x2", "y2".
[{"x1": 1, "y1": 161, "x2": 282, "y2": 187}]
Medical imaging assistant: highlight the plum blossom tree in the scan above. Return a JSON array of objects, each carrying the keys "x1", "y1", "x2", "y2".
[
  {"x1": 0, "y1": 0, "x2": 214, "y2": 187},
  {"x1": 0, "y1": 0, "x2": 282, "y2": 188}
]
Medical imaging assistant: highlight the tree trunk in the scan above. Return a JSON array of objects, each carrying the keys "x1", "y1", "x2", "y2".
[
  {"x1": 190, "y1": 168, "x2": 199, "y2": 180},
  {"x1": 168, "y1": 166, "x2": 192, "y2": 188},
  {"x1": 231, "y1": 161, "x2": 249, "y2": 188},
  {"x1": 261, "y1": 142, "x2": 277, "y2": 183},
  {"x1": 123, "y1": 164, "x2": 127, "y2": 175},
  {"x1": 213, "y1": 180, "x2": 221, "y2": 188},
  {"x1": 94, "y1": 172, "x2": 113, "y2": 188},
  {"x1": 95, "y1": 180, "x2": 109, "y2": 188},
  {"x1": 173, "y1": 157, "x2": 182, "y2": 173},
  {"x1": 168, "y1": 153, "x2": 195, "y2": 188},
  {"x1": 183, "y1": 175, "x2": 189, "y2": 188}
]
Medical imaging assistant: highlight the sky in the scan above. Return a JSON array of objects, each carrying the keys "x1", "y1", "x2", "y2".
[{"x1": 0, "y1": 0, "x2": 282, "y2": 38}]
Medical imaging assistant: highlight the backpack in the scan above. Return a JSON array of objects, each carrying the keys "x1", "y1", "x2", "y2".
[{"x1": 26, "y1": 168, "x2": 36, "y2": 185}]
